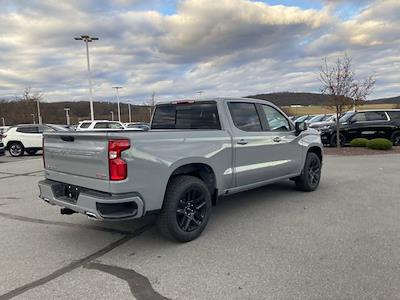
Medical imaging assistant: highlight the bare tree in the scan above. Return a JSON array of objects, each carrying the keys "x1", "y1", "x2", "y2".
[
  {"x1": 22, "y1": 87, "x2": 43, "y2": 124},
  {"x1": 319, "y1": 54, "x2": 375, "y2": 147}
]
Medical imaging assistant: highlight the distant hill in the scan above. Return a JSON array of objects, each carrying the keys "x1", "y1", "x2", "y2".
[
  {"x1": 247, "y1": 92, "x2": 400, "y2": 106},
  {"x1": 247, "y1": 92, "x2": 333, "y2": 106},
  {"x1": 369, "y1": 95, "x2": 400, "y2": 104}
]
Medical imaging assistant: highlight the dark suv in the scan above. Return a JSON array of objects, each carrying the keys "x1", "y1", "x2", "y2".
[{"x1": 320, "y1": 110, "x2": 400, "y2": 147}]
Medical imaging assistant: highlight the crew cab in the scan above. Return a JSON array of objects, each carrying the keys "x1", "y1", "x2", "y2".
[
  {"x1": 320, "y1": 109, "x2": 400, "y2": 147},
  {"x1": 38, "y1": 98, "x2": 323, "y2": 242}
]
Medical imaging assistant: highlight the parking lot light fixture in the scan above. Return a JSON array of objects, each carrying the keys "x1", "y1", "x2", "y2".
[{"x1": 74, "y1": 35, "x2": 99, "y2": 121}]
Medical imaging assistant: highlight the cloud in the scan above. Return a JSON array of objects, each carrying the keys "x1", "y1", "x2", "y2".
[{"x1": 0, "y1": 0, "x2": 399, "y2": 102}]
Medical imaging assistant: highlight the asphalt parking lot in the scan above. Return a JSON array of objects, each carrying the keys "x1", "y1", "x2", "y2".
[{"x1": 0, "y1": 153, "x2": 399, "y2": 299}]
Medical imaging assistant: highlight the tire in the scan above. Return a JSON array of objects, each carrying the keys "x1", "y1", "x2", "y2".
[
  {"x1": 391, "y1": 131, "x2": 400, "y2": 146},
  {"x1": 26, "y1": 149, "x2": 38, "y2": 156},
  {"x1": 330, "y1": 133, "x2": 345, "y2": 147},
  {"x1": 8, "y1": 142, "x2": 24, "y2": 157},
  {"x1": 156, "y1": 175, "x2": 212, "y2": 242},
  {"x1": 295, "y1": 152, "x2": 322, "y2": 192}
]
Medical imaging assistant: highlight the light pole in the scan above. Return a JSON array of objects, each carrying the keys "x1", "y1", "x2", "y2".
[
  {"x1": 36, "y1": 98, "x2": 42, "y2": 124},
  {"x1": 128, "y1": 103, "x2": 132, "y2": 123},
  {"x1": 1, "y1": 117, "x2": 5, "y2": 126},
  {"x1": 74, "y1": 35, "x2": 99, "y2": 121},
  {"x1": 110, "y1": 111, "x2": 114, "y2": 121},
  {"x1": 112, "y1": 86, "x2": 122, "y2": 122},
  {"x1": 64, "y1": 108, "x2": 71, "y2": 125},
  {"x1": 31, "y1": 114, "x2": 36, "y2": 124}
]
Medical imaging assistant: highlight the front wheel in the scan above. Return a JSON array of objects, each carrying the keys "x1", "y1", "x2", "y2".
[
  {"x1": 156, "y1": 175, "x2": 212, "y2": 242},
  {"x1": 8, "y1": 142, "x2": 24, "y2": 157},
  {"x1": 295, "y1": 152, "x2": 322, "y2": 192}
]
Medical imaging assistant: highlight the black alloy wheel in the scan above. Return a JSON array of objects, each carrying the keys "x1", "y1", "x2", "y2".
[
  {"x1": 157, "y1": 175, "x2": 212, "y2": 242},
  {"x1": 295, "y1": 152, "x2": 322, "y2": 191},
  {"x1": 176, "y1": 187, "x2": 207, "y2": 232}
]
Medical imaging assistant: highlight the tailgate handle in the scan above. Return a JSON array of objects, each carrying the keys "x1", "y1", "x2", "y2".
[{"x1": 61, "y1": 136, "x2": 75, "y2": 142}]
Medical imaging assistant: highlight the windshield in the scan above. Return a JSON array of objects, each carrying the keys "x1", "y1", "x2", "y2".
[{"x1": 339, "y1": 112, "x2": 355, "y2": 123}]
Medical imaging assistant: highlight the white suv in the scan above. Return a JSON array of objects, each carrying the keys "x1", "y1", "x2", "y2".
[
  {"x1": 76, "y1": 120, "x2": 125, "y2": 131},
  {"x1": 3, "y1": 124, "x2": 68, "y2": 157}
]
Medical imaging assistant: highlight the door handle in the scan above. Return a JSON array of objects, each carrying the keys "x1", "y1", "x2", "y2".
[
  {"x1": 273, "y1": 137, "x2": 281, "y2": 143},
  {"x1": 237, "y1": 139, "x2": 248, "y2": 145}
]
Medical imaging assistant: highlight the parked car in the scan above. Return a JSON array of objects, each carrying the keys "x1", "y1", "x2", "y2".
[
  {"x1": 309, "y1": 115, "x2": 336, "y2": 130},
  {"x1": 39, "y1": 97, "x2": 323, "y2": 242},
  {"x1": 320, "y1": 109, "x2": 400, "y2": 147},
  {"x1": 124, "y1": 122, "x2": 150, "y2": 131},
  {"x1": 76, "y1": 120, "x2": 125, "y2": 131},
  {"x1": 306, "y1": 114, "x2": 333, "y2": 125},
  {"x1": 3, "y1": 124, "x2": 69, "y2": 157},
  {"x1": 293, "y1": 115, "x2": 316, "y2": 123}
]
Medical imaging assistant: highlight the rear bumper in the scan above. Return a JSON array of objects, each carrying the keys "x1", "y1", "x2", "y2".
[{"x1": 38, "y1": 179, "x2": 145, "y2": 221}]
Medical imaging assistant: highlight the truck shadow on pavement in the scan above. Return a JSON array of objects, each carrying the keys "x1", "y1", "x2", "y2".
[{"x1": 85, "y1": 262, "x2": 170, "y2": 300}]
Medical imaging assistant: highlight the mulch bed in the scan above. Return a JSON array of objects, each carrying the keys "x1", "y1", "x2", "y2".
[{"x1": 324, "y1": 146, "x2": 400, "y2": 156}]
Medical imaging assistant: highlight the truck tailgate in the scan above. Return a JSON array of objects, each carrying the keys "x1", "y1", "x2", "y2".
[{"x1": 44, "y1": 132, "x2": 109, "y2": 181}]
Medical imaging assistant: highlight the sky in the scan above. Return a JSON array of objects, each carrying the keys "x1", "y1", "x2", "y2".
[{"x1": 0, "y1": 0, "x2": 399, "y2": 103}]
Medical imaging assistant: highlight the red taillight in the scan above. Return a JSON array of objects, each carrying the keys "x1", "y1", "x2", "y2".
[{"x1": 108, "y1": 139, "x2": 130, "y2": 181}]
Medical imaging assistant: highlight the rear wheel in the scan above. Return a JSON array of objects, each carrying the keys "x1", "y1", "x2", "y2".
[
  {"x1": 157, "y1": 175, "x2": 211, "y2": 242},
  {"x1": 26, "y1": 149, "x2": 38, "y2": 156},
  {"x1": 8, "y1": 142, "x2": 24, "y2": 157},
  {"x1": 295, "y1": 152, "x2": 321, "y2": 192},
  {"x1": 330, "y1": 133, "x2": 345, "y2": 147},
  {"x1": 391, "y1": 131, "x2": 400, "y2": 146}
]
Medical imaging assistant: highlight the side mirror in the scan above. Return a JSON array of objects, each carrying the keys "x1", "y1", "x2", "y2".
[{"x1": 295, "y1": 122, "x2": 307, "y2": 135}]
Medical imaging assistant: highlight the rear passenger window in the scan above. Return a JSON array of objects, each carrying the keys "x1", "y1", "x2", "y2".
[
  {"x1": 108, "y1": 123, "x2": 124, "y2": 129},
  {"x1": 387, "y1": 111, "x2": 400, "y2": 120},
  {"x1": 228, "y1": 102, "x2": 262, "y2": 132},
  {"x1": 16, "y1": 126, "x2": 38, "y2": 133},
  {"x1": 94, "y1": 122, "x2": 109, "y2": 129},
  {"x1": 152, "y1": 102, "x2": 221, "y2": 130},
  {"x1": 366, "y1": 111, "x2": 387, "y2": 121}
]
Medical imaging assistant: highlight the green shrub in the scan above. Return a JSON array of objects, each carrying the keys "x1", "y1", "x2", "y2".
[
  {"x1": 350, "y1": 138, "x2": 369, "y2": 147},
  {"x1": 366, "y1": 138, "x2": 393, "y2": 150}
]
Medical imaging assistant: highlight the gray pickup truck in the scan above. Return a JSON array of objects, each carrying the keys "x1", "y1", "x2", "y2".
[{"x1": 39, "y1": 98, "x2": 323, "y2": 242}]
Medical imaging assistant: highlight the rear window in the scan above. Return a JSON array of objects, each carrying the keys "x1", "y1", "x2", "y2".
[
  {"x1": 17, "y1": 126, "x2": 38, "y2": 133},
  {"x1": 387, "y1": 111, "x2": 400, "y2": 120},
  {"x1": 151, "y1": 102, "x2": 221, "y2": 130}
]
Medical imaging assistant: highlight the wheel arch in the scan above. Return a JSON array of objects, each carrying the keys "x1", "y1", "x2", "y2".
[
  {"x1": 307, "y1": 145, "x2": 323, "y2": 163},
  {"x1": 167, "y1": 163, "x2": 218, "y2": 205}
]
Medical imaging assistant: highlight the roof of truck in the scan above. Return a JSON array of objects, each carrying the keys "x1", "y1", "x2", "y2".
[{"x1": 156, "y1": 97, "x2": 273, "y2": 105}]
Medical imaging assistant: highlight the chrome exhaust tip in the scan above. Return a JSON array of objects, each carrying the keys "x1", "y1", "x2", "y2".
[{"x1": 85, "y1": 212, "x2": 98, "y2": 220}]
